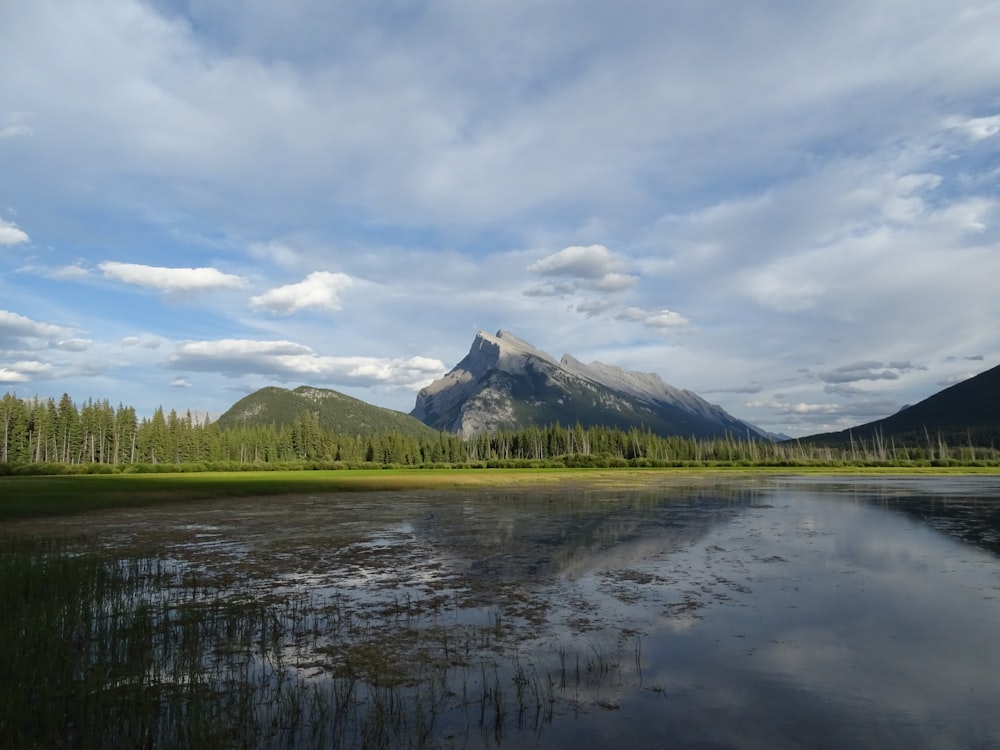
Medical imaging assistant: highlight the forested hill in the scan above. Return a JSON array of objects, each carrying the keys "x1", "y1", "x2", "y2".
[
  {"x1": 216, "y1": 385, "x2": 439, "y2": 438},
  {"x1": 803, "y1": 361, "x2": 1000, "y2": 447}
]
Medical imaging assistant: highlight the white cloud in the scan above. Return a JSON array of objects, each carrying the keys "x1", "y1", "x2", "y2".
[
  {"x1": 592, "y1": 273, "x2": 637, "y2": 292},
  {"x1": 0, "y1": 218, "x2": 29, "y2": 246},
  {"x1": 0, "y1": 309, "x2": 72, "y2": 340},
  {"x1": 0, "y1": 368, "x2": 30, "y2": 383},
  {"x1": 169, "y1": 377, "x2": 192, "y2": 388},
  {"x1": 0, "y1": 360, "x2": 55, "y2": 383},
  {"x1": 1, "y1": 1, "x2": 1000, "y2": 435},
  {"x1": 174, "y1": 339, "x2": 312, "y2": 360},
  {"x1": 250, "y1": 271, "x2": 354, "y2": 314},
  {"x1": 99, "y1": 262, "x2": 247, "y2": 292},
  {"x1": 168, "y1": 338, "x2": 446, "y2": 390},
  {"x1": 528, "y1": 245, "x2": 628, "y2": 279},
  {"x1": 52, "y1": 338, "x2": 92, "y2": 352},
  {"x1": 526, "y1": 245, "x2": 639, "y2": 310},
  {"x1": 122, "y1": 334, "x2": 162, "y2": 349},
  {"x1": 947, "y1": 114, "x2": 1000, "y2": 140},
  {"x1": 617, "y1": 307, "x2": 690, "y2": 330}
]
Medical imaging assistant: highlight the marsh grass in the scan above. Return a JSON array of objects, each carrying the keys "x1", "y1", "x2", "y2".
[
  {"x1": 4, "y1": 465, "x2": 997, "y2": 521},
  {"x1": 1, "y1": 536, "x2": 642, "y2": 749}
]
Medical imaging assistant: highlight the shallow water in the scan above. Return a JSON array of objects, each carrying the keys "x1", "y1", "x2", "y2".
[{"x1": 11, "y1": 475, "x2": 1000, "y2": 748}]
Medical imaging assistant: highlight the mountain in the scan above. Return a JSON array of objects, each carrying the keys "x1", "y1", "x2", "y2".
[
  {"x1": 217, "y1": 385, "x2": 440, "y2": 437},
  {"x1": 802, "y1": 361, "x2": 1000, "y2": 445},
  {"x1": 411, "y1": 329, "x2": 770, "y2": 439}
]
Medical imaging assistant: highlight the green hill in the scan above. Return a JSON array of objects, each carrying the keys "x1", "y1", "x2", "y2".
[
  {"x1": 803, "y1": 361, "x2": 1000, "y2": 446},
  {"x1": 216, "y1": 385, "x2": 440, "y2": 438}
]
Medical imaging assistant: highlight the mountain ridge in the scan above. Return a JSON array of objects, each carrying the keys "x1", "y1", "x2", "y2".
[
  {"x1": 411, "y1": 329, "x2": 770, "y2": 439},
  {"x1": 802, "y1": 361, "x2": 1000, "y2": 446}
]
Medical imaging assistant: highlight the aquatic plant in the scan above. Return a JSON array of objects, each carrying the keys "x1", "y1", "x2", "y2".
[{"x1": 0, "y1": 536, "x2": 642, "y2": 748}]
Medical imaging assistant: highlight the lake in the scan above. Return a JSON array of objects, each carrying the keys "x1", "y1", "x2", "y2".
[{"x1": 6, "y1": 474, "x2": 1000, "y2": 748}]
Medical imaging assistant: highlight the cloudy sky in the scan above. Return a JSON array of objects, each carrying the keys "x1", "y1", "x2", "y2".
[{"x1": 2, "y1": 0, "x2": 999, "y2": 437}]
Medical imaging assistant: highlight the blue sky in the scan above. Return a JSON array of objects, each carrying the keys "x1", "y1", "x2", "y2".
[{"x1": 2, "y1": 0, "x2": 999, "y2": 437}]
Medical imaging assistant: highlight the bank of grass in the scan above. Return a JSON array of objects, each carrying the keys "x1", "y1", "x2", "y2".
[{"x1": 2, "y1": 464, "x2": 999, "y2": 521}]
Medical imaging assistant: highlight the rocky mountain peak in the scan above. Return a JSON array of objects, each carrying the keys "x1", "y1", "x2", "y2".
[
  {"x1": 472, "y1": 329, "x2": 559, "y2": 370},
  {"x1": 411, "y1": 329, "x2": 769, "y2": 439}
]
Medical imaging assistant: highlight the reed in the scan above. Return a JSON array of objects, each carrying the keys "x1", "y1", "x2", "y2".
[{"x1": 1, "y1": 535, "x2": 646, "y2": 748}]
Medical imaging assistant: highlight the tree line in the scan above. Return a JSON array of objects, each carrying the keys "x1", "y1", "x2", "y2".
[{"x1": 2, "y1": 392, "x2": 998, "y2": 473}]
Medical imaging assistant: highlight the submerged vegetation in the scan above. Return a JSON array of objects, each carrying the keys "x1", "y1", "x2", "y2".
[
  {"x1": 0, "y1": 536, "x2": 641, "y2": 749},
  {"x1": 2, "y1": 391, "x2": 999, "y2": 476}
]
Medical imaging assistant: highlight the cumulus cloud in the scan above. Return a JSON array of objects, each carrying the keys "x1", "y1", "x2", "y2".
[
  {"x1": 168, "y1": 338, "x2": 446, "y2": 390},
  {"x1": 99, "y1": 262, "x2": 247, "y2": 292},
  {"x1": 528, "y1": 245, "x2": 628, "y2": 279},
  {"x1": 0, "y1": 309, "x2": 73, "y2": 342},
  {"x1": 0, "y1": 218, "x2": 29, "y2": 246},
  {"x1": 169, "y1": 377, "x2": 192, "y2": 388},
  {"x1": 0, "y1": 360, "x2": 55, "y2": 383},
  {"x1": 0, "y1": 368, "x2": 30, "y2": 383},
  {"x1": 528, "y1": 245, "x2": 638, "y2": 293},
  {"x1": 617, "y1": 306, "x2": 690, "y2": 330},
  {"x1": 251, "y1": 271, "x2": 354, "y2": 314},
  {"x1": 527, "y1": 245, "x2": 639, "y2": 316}
]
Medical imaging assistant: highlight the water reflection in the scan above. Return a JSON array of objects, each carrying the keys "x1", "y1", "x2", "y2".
[{"x1": 6, "y1": 476, "x2": 1000, "y2": 748}]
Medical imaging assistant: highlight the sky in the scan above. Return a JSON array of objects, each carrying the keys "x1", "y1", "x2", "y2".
[{"x1": 1, "y1": 0, "x2": 999, "y2": 437}]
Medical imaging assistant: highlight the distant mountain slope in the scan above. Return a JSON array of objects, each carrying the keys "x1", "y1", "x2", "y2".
[
  {"x1": 803, "y1": 361, "x2": 1000, "y2": 445},
  {"x1": 411, "y1": 329, "x2": 769, "y2": 439},
  {"x1": 217, "y1": 385, "x2": 440, "y2": 437}
]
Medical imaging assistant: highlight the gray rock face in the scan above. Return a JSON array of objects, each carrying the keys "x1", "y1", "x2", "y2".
[{"x1": 411, "y1": 329, "x2": 768, "y2": 439}]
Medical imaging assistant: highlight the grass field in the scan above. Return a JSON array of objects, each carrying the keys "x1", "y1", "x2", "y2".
[{"x1": 2, "y1": 465, "x2": 999, "y2": 520}]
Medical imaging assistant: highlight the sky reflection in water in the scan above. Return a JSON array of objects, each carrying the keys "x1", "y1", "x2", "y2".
[{"x1": 22, "y1": 476, "x2": 1000, "y2": 749}]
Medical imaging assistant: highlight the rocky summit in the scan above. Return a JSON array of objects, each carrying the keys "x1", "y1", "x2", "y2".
[{"x1": 411, "y1": 329, "x2": 769, "y2": 439}]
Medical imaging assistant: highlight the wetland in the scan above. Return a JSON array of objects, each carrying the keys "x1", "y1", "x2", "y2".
[{"x1": 3, "y1": 474, "x2": 1000, "y2": 748}]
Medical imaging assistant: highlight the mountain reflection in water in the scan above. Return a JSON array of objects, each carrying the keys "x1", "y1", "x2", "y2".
[{"x1": 6, "y1": 476, "x2": 1000, "y2": 749}]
